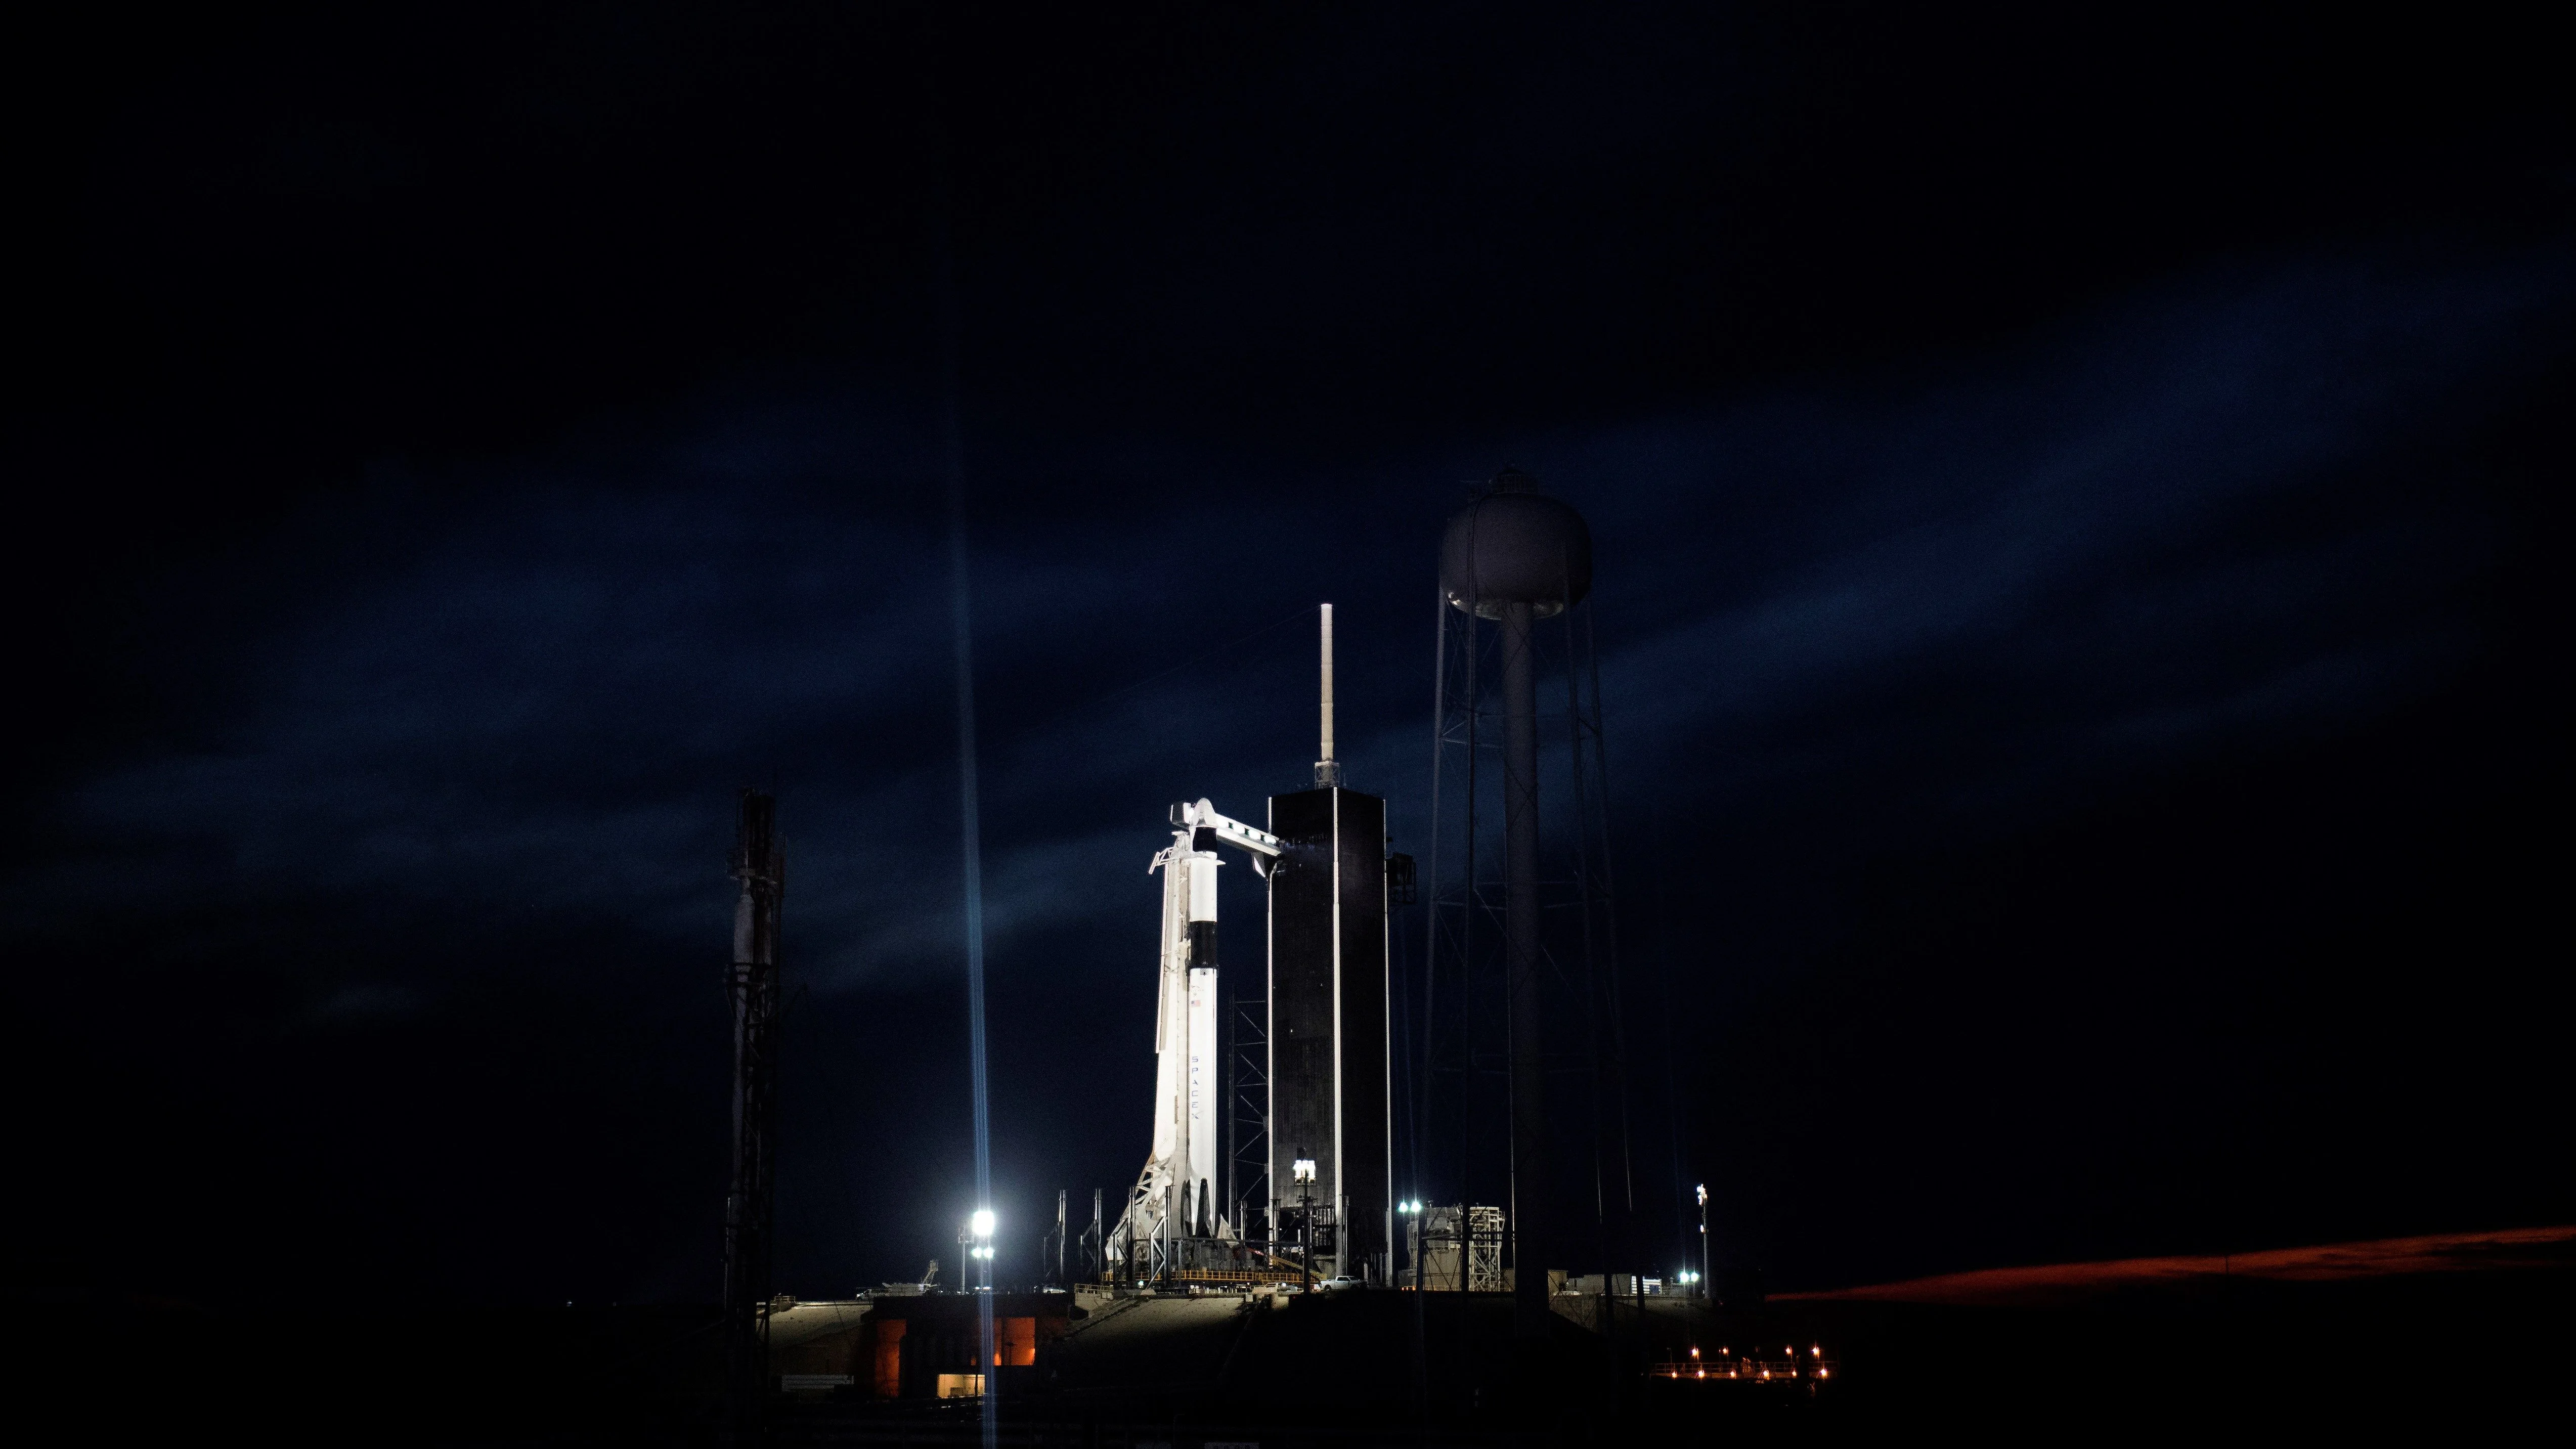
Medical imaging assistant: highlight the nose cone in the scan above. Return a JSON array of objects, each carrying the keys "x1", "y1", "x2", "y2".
[{"x1": 1439, "y1": 468, "x2": 1593, "y2": 619}]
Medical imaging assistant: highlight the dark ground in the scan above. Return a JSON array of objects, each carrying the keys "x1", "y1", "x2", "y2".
[{"x1": 16, "y1": 1243, "x2": 2569, "y2": 1444}]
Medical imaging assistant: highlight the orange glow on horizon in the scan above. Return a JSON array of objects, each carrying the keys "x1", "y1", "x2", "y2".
[{"x1": 1770, "y1": 1224, "x2": 2576, "y2": 1308}]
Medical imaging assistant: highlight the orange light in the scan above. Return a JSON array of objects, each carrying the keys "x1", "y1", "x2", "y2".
[
  {"x1": 1817, "y1": 1368, "x2": 1829, "y2": 1378},
  {"x1": 1695, "y1": 1369, "x2": 1706, "y2": 1379},
  {"x1": 1689, "y1": 1347, "x2": 1700, "y2": 1358}
]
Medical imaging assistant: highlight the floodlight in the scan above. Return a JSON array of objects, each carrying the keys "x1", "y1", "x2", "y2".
[{"x1": 971, "y1": 1208, "x2": 995, "y2": 1238}]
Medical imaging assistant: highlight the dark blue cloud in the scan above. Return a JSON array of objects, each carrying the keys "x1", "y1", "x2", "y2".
[
  {"x1": 16, "y1": 248, "x2": 2563, "y2": 1005},
  {"x1": 4, "y1": 242, "x2": 2564, "y2": 1298}
]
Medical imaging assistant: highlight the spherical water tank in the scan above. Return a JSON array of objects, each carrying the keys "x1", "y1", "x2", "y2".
[{"x1": 1439, "y1": 468, "x2": 1593, "y2": 619}]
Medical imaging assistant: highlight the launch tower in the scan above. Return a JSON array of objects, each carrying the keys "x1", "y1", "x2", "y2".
[
  {"x1": 1107, "y1": 606, "x2": 1396, "y2": 1287},
  {"x1": 1266, "y1": 605, "x2": 1393, "y2": 1282}
]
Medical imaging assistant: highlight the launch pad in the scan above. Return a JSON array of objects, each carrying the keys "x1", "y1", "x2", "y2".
[
  {"x1": 712, "y1": 471, "x2": 1700, "y2": 1440},
  {"x1": 1102, "y1": 604, "x2": 1401, "y2": 1290}
]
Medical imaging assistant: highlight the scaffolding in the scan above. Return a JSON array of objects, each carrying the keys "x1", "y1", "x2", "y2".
[
  {"x1": 1228, "y1": 992, "x2": 1270, "y2": 1243},
  {"x1": 1410, "y1": 1205, "x2": 1507, "y2": 1292}
]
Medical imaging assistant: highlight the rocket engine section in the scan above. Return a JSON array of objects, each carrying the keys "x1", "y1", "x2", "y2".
[{"x1": 1108, "y1": 799, "x2": 1279, "y2": 1281}]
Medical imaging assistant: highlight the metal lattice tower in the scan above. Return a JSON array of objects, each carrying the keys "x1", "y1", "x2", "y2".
[
  {"x1": 721, "y1": 789, "x2": 784, "y2": 1441},
  {"x1": 1228, "y1": 991, "x2": 1271, "y2": 1244}
]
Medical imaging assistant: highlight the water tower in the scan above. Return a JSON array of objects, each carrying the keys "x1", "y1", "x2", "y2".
[{"x1": 1421, "y1": 468, "x2": 1624, "y2": 1340}]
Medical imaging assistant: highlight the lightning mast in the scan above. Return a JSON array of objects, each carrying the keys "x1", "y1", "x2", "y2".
[{"x1": 721, "y1": 789, "x2": 784, "y2": 1440}]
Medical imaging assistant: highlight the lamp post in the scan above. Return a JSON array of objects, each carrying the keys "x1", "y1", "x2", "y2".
[
  {"x1": 1400, "y1": 1200, "x2": 1422, "y2": 1288},
  {"x1": 1293, "y1": 1159, "x2": 1317, "y2": 1293},
  {"x1": 1695, "y1": 1184, "x2": 1710, "y2": 1301},
  {"x1": 968, "y1": 1209, "x2": 996, "y2": 1402},
  {"x1": 971, "y1": 1208, "x2": 996, "y2": 1287},
  {"x1": 1674, "y1": 1266, "x2": 1701, "y2": 1353}
]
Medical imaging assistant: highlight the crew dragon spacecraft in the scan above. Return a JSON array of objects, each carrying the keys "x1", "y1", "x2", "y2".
[{"x1": 1106, "y1": 606, "x2": 1394, "y2": 1285}]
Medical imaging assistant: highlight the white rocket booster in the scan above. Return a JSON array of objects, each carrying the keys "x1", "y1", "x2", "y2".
[
  {"x1": 1149, "y1": 840, "x2": 1219, "y2": 1222},
  {"x1": 1109, "y1": 797, "x2": 1279, "y2": 1276}
]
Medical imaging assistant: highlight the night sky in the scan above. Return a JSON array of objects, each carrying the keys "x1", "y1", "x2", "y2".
[{"x1": 6, "y1": 5, "x2": 2569, "y2": 1309}]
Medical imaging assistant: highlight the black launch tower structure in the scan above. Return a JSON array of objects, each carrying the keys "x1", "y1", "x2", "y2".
[{"x1": 1267, "y1": 780, "x2": 1393, "y2": 1282}]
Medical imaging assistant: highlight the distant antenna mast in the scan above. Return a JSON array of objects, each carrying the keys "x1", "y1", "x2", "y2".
[
  {"x1": 721, "y1": 789, "x2": 784, "y2": 1444},
  {"x1": 1316, "y1": 603, "x2": 1343, "y2": 788}
]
